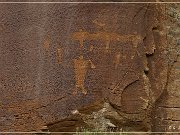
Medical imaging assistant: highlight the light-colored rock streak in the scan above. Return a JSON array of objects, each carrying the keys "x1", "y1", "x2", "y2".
[
  {"x1": 57, "y1": 47, "x2": 63, "y2": 64},
  {"x1": 113, "y1": 52, "x2": 121, "y2": 69}
]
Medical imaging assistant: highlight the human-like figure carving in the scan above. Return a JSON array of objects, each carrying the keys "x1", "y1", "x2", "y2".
[
  {"x1": 73, "y1": 55, "x2": 95, "y2": 95},
  {"x1": 71, "y1": 28, "x2": 142, "y2": 96}
]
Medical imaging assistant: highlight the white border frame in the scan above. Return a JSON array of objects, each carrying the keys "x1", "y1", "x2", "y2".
[
  {"x1": 0, "y1": 1, "x2": 179, "y2": 3},
  {"x1": 0, "y1": 1, "x2": 179, "y2": 134}
]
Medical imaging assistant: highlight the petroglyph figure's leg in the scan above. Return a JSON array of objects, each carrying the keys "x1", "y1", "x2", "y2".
[
  {"x1": 114, "y1": 52, "x2": 121, "y2": 69},
  {"x1": 73, "y1": 56, "x2": 89, "y2": 95}
]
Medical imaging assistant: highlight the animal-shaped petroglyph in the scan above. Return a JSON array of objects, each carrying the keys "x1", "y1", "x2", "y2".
[
  {"x1": 71, "y1": 28, "x2": 143, "y2": 95},
  {"x1": 73, "y1": 55, "x2": 95, "y2": 95},
  {"x1": 72, "y1": 29, "x2": 142, "y2": 54}
]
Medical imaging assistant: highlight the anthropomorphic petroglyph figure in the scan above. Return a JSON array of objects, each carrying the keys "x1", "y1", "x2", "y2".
[{"x1": 73, "y1": 55, "x2": 95, "y2": 95}]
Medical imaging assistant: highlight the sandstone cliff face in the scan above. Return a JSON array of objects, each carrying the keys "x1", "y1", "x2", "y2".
[
  {"x1": 152, "y1": 3, "x2": 180, "y2": 132},
  {"x1": 0, "y1": 0, "x2": 179, "y2": 133}
]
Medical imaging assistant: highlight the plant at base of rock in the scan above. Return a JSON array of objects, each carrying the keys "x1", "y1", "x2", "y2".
[{"x1": 74, "y1": 127, "x2": 131, "y2": 135}]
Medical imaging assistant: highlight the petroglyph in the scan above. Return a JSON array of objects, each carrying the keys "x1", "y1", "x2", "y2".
[
  {"x1": 113, "y1": 52, "x2": 121, "y2": 69},
  {"x1": 0, "y1": 24, "x2": 4, "y2": 31},
  {"x1": 131, "y1": 35, "x2": 142, "y2": 58},
  {"x1": 57, "y1": 47, "x2": 63, "y2": 64},
  {"x1": 43, "y1": 35, "x2": 51, "y2": 52},
  {"x1": 73, "y1": 55, "x2": 95, "y2": 95},
  {"x1": 71, "y1": 28, "x2": 143, "y2": 95},
  {"x1": 109, "y1": 71, "x2": 140, "y2": 107},
  {"x1": 72, "y1": 29, "x2": 142, "y2": 54},
  {"x1": 88, "y1": 32, "x2": 132, "y2": 41},
  {"x1": 72, "y1": 29, "x2": 89, "y2": 49}
]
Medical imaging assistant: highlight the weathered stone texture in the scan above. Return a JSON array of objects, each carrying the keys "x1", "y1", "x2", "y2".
[
  {"x1": 153, "y1": 3, "x2": 180, "y2": 133},
  {"x1": 0, "y1": 0, "x2": 179, "y2": 133}
]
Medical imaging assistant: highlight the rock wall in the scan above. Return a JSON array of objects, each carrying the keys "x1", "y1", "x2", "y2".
[
  {"x1": 153, "y1": 3, "x2": 180, "y2": 132},
  {"x1": 0, "y1": 0, "x2": 179, "y2": 133}
]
